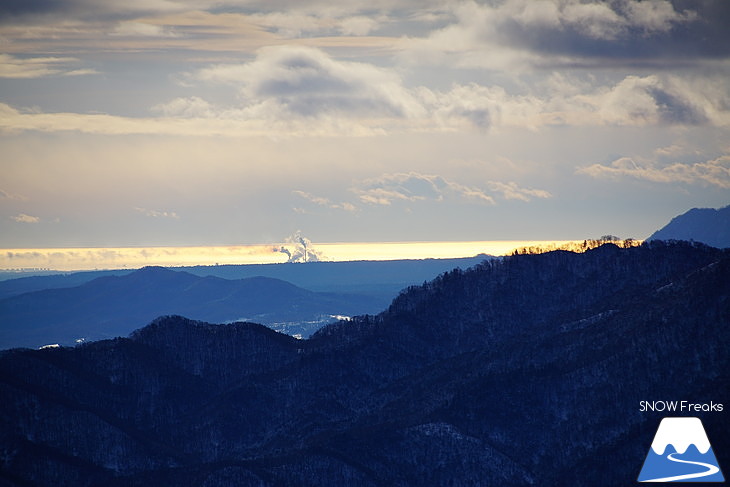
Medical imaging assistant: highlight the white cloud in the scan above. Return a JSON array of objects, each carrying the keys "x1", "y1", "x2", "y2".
[
  {"x1": 578, "y1": 154, "x2": 730, "y2": 189},
  {"x1": 11, "y1": 213, "x2": 40, "y2": 223}
]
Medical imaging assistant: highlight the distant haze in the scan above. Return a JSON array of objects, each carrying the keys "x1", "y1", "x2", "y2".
[{"x1": 0, "y1": 240, "x2": 574, "y2": 271}]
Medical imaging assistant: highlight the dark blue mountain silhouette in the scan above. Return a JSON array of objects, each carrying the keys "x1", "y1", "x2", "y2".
[
  {"x1": 0, "y1": 256, "x2": 488, "y2": 300},
  {"x1": 0, "y1": 266, "x2": 382, "y2": 349},
  {"x1": 0, "y1": 242, "x2": 727, "y2": 486},
  {"x1": 648, "y1": 204, "x2": 730, "y2": 248}
]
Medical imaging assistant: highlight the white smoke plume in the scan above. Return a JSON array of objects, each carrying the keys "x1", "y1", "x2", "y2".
[{"x1": 273, "y1": 231, "x2": 324, "y2": 263}]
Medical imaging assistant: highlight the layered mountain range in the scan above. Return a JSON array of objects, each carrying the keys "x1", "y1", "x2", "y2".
[
  {"x1": 0, "y1": 241, "x2": 728, "y2": 486},
  {"x1": 0, "y1": 267, "x2": 384, "y2": 348},
  {"x1": 0, "y1": 256, "x2": 487, "y2": 349}
]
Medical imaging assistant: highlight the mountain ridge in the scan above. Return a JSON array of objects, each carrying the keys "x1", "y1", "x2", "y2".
[
  {"x1": 648, "y1": 204, "x2": 730, "y2": 247},
  {"x1": 0, "y1": 255, "x2": 489, "y2": 298},
  {"x1": 0, "y1": 242, "x2": 727, "y2": 486},
  {"x1": 0, "y1": 266, "x2": 381, "y2": 349}
]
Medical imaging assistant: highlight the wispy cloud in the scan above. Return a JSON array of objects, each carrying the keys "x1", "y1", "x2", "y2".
[
  {"x1": 111, "y1": 20, "x2": 178, "y2": 37},
  {"x1": 0, "y1": 54, "x2": 99, "y2": 79},
  {"x1": 578, "y1": 154, "x2": 730, "y2": 189},
  {"x1": 0, "y1": 189, "x2": 26, "y2": 201},
  {"x1": 292, "y1": 190, "x2": 356, "y2": 212},
  {"x1": 349, "y1": 172, "x2": 553, "y2": 207},
  {"x1": 486, "y1": 181, "x2": 552, "y2": 202},
  {"x1": 11, "y1": 213, "x2": 40, "y2": 223},
  {"x1": 353, "y1": 173, "x2": 473, "y2": 206},
  {"x1": 247, "y1": 10, "x2": 383, "y2": 37}
]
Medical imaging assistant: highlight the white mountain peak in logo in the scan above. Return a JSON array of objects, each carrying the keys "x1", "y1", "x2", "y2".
[{"x1": 650, "y1": 417, "x2": 711, "y2": 455}]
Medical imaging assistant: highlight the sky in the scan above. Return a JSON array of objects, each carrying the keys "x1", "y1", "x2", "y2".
[{"x1": 1, "y1": 0, "x2": 729, "y2": 263}]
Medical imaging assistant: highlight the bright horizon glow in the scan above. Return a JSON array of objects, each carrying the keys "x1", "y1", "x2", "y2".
[{"x1": 0, "y1": 240, "x2": 578, "y2": 272}]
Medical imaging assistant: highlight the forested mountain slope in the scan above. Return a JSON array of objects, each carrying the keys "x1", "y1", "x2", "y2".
[{"x1": 1, "y1": 242, "x2": 727, "y2": 486}]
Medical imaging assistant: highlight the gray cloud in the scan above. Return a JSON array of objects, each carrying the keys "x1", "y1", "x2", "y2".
[
  {"x1": 496, "y1": 0, "x2": 701, "y2": 57},
  {"x1": 0, "y1": 0, "x2": 64, "y2": 20},
  {"x1": 194, "y1": 45, "x2": 421, "y2": 118},
  {"x1": 647, "y1": 84, "x2": 708, "y2": 125},
  {"x1": 0, "y1": 0, "x2": 184, "y2": 23},
  {"x1": 407, "y1": 0, "x2": 730, "y2": 69}
]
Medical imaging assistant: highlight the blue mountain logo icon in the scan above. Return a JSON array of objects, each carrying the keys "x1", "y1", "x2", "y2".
[{"x1": 638, "y1": 417, "x2": 725, "y2": 482}]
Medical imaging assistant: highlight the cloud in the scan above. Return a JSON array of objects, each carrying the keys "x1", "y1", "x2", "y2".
[
  {"x1": 505, "y1": 73, "x2": 725, "y2": 128},
  {"x1": 593, "y1": 75, "x2": 708, "y2": 126},
  {"x1": 11, "y1": 213, "x2": 40, "y2": 223},
  {"x1": 0, "y1": 0, "x2": 185, "y2": 23},
  {"x1": 293, "y1": 190, "x2": 356, "y2": 212},
  {"x1": 578, "y1": 154, "x2": 730, "y2": 189},
  {"x1": 0, "y1": 102, "x2": 281, "y2": 137},
  {"x1": 111, "y1": 20, "x2": 178, "y2": 37},
  {"x1": 152, "y1": 96, "x2": 216, "y2": 118},
  {"x1": 193, "y1": 45, "x2": 424, "y2": 119},
  {"x1": 0, "y1": 189, "x2": 26, "y2": 200},
  {"x1": 0, "y1": 54, "x2": 99, "y2": 79},
  {"x1": 486, "y1": 181, "x2": 552, "y2": 202},
  {"x1": 352, "y1": 172, "x2": 496, "y2": 206},
  {"x1": 349, "y1": 173, "x2": 552, "y2": 207},
  {"x1": 134, "y1": 207, "x2": 180, "y2": 219},
  {"x1": 246, "y1": 10, "x2": 382, "y2": 37},
  {"x1": 2, "y1": 68, "x2": 726, "y2": 138},
  {"x1": 401, "y1": 0, "x2": 726, "y2": 69}
]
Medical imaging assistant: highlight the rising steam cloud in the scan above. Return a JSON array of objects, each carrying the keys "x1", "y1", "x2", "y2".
[{"x1": 273, "y1": 231, "x2": 324, "y2": 263}]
